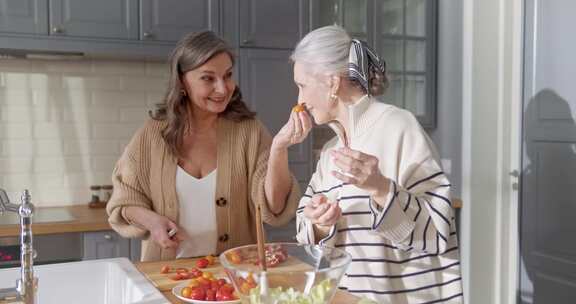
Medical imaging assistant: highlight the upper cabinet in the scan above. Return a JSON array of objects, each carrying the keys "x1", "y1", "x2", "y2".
[
  {"x1": 49, "y1": 0, "x2": 138, "y2": 39},
  {"x1": 0, "y1": 0, "x2": 220, "y2": 58},
  {"x1": 0, "y1": 0, "x2": 47, "y2": 35},
  {"x1": 239, "y1": 0, "x2": 309, "y2": 49},
  {"x1": 311, "y1": 0, "x2": 438, "y2": 129},
  {"x1": 140, "y1": 0, "x2": 218, "y2": 42}
]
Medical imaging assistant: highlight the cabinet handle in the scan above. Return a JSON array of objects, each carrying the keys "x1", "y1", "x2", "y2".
[
  {"x1": 143, "y1": 32, "x2": 153, "y2": 39},
  {"x1": 52, "y1": 27, "x2": 64, "y2": 34},
  {"x1": 242, "y1": 39, "x2": 253, "y2": 45},
  {"x1": 103, "y1": 234, "x2": 112, "y2": 240}
]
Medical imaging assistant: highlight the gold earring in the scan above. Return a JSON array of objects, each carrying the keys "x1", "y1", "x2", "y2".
[{"x1": 330, "y1": 94, "x2": 337, "y2": 102}]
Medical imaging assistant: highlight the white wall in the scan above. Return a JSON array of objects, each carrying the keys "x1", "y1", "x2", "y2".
[{"x1": 0, "y1": 58, "x2": 168, "y2": 206}]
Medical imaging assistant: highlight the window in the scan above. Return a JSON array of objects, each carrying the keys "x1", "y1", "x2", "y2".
[{"x1": 311, "y1": 0, "x2": 438, "y2": 128}]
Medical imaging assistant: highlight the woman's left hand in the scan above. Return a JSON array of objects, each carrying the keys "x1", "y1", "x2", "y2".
[
  {"x1": 330, "y1": 147, "x2": 391, "y2": 199},
  {"x1": 272, "y1": 109, "x2": 312, "y2": 150}
]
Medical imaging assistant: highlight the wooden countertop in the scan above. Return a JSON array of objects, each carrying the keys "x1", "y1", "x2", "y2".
[
  {"x1": 0, "y1": 205, "x2": 110, "y2": 237},
  {"x1": 0, "y1": 198, "x2": 461, "y2": 238},
  {"x1": 135, "y1": 258, "x2": 360, "y2": 304}
]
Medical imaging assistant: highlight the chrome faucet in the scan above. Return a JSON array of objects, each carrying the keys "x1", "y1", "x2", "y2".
[{"x1": 0, "y1": 189, "x2": 37, "y2": 304}]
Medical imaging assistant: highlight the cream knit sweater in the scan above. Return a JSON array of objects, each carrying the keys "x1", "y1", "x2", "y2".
[
  {"x1": 107, "y1": 117, "x2": 300, "y2": 261},
  {"x1": 296, "y1": 96, "x2": 463, "y2": 303}
]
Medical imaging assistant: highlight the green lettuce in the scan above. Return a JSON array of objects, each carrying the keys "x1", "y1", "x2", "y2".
[{"x1": 246, "y1": 279, "x2": 333, "y2": 304}]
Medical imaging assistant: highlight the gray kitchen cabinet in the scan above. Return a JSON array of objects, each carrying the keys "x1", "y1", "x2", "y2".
[
  {"x1": 239, "y1": 48, "x2": 312, "y2": 187},
  {"x1": 83, "y1": 230, "x2": 130, "y2": 261},
  {"x1": 140, "y1": 0, "x2": 219, "y2": 42},
  {"x1": 0, "y1": 0, "x2": 47, "y2": 35},
  {"x1": 49, "y1": 0, "x2": 138, "y2": 40},
  {"x1": 239, "y1": 0, "x2": 309, "y2": 49}
]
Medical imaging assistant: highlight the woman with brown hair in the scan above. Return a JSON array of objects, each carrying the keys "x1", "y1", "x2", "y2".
[{"x1": 107, "y1": 31, "x2": 305, "y2": 261}]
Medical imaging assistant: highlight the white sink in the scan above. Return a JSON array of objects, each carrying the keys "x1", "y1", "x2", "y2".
[{"x1": 0, "y1": 258, "x2": 169, "y2": 304}]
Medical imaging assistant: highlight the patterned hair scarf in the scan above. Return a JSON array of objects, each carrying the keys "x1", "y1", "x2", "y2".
[{"x1": 348, "y1": 39, "x2": 387, "y2": 96}]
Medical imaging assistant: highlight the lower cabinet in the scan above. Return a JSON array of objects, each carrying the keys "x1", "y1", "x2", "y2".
[{"x1": 82, "y1": 230, "x2": 131, "y2": 261}]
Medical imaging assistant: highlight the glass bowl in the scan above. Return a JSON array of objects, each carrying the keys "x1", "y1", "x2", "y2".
[{"x1": 219, "y1": 243, "x2": 351, "y2": 304}]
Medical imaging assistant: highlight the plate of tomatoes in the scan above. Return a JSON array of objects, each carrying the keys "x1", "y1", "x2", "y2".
[{"x1": 172, "y1": 275, "x2": 239, "y2": 304}]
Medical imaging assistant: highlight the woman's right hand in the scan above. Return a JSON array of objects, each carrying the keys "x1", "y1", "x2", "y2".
[
  {"x1": 272, "y1": 106, "x2": 312, "y2": 150},
  {"x1": 146, "y1": 213, "x2": 183, "y2": 249},
  {"x1": 303, "y1": 194, "x2": 342, "y2": 227},
  {"x1": 125, "y1": 206, "x2": 182, "y2": 249}
]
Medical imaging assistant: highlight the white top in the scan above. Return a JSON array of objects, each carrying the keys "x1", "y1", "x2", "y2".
[
  {"x1": 176, "y1": 166, "x2": 218, "y2": 258},
  {"x1": 296, "y1": 96, "x2": 462, "y2": 303}
]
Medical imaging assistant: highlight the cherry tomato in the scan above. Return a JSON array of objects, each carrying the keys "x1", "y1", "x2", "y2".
[
  {"x1": 226, "y1": 251, "x2": 242, "y2": 264},
  {"x1": 160, "y1": 265, "x2": 171, "y2": 274},
  {"x1": 205, "y1": 255, "x2": 216, "y2": 265},
  {"x1": 217, "y1": 278, "x2": 227, "y2": 287},
  {"x1": 181, "y1": 287, "x2": 192, "y2": 298},
  {"x1": 219, "y1": 284, "x2": 235, "y2": 295},
  {"x1": 206, "y1": 289, "x2": 216, "y2": 301},
  {"x1": 196, "y1": 277, "x2": 211, "y2": 287},
  {"x1": 187, "y1": 279, "x2": 200, "y2": 288},
  {"x1": 170, "y1": 273, "x2": 183, "y2": 281},
  {"x1": 202, "y1": 271, "x2": 214, "y2": 280},
  {"x1": 216, "y1": 288, "x2": 234, "y2": 301},
  {"x1": 190, "y1": 268, "x2": 203, "y2": 278},
  {"x1": 190, "y1": 287, "x2": 206, "y2": 301},
  {"x1": 196, "y1": 258, "x2": 209, "y2": 269},
  {"x1": 292, "y1": 104, "x2": 305, "y2": 113}
]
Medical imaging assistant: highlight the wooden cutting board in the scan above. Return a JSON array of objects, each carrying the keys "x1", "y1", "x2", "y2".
[{"x1": 135, "y1": 257, "x2": 226, "y2": 292}]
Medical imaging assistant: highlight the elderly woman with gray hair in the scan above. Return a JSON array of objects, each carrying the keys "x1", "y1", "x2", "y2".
[{"x1": 291, "y1": 25, "x2": 463, "y2": 303}]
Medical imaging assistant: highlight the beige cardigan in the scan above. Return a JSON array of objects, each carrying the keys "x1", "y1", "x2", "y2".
[{"x1": 107, "y1": 117, "x2": 300, "y2": 261}]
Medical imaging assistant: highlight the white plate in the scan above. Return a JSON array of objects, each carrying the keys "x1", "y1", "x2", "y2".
[{"x1": 172, "y1": 281, "x2": 240, "y2": 304}]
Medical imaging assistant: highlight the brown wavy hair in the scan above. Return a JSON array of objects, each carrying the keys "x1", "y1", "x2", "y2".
[{"x1": 150, "y1": 31, "x2": 256, "y2": 158}]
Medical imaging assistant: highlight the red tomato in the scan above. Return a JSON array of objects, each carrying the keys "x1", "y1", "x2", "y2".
[
  {"x1": 216, "y1": 290, "x2": 234, "y2": 301},
  {"x1": 196, "y1": 258, "x2": 209, "y2": 269},
  {"x1": 206, "y1": 289, "x2": 216, "y2": 301},
  {"x1": 217, "y1": 278, "x2": 227, "y2": 287},
  {"x1": 190, "y1": 287, "x2": 206, "y2": 301},
  {"x1": 190, "y1": 268, "x2": 203, "y2": 278},
  {"x1": 170, "y1": 273, "x2": 183, "y2": 281},
  {"x1": 219, "y1": 284, "x2": 235, "y2": 295},
  {"x1": 160, "y1": 265, "x2": 171, "y2": 274}
]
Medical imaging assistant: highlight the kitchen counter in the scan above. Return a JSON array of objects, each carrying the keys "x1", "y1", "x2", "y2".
[
  {"x1": 0, "y1": 198, "x2": 462, "y2": 238},
  {"x1": 135, "y1": 258, "x2": 361, "y2": 304},
  {"x1": 0, "y1": 205, "x2": 110, "y2": 237}
]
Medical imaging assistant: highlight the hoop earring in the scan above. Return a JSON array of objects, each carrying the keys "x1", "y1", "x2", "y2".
[{"x1": 180, "y1": 89, "x2": 187, "y2": 97}]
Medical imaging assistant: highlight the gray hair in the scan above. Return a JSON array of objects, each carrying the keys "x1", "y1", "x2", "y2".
[
  {"x1": 291, "y1": 25, "x2": 351, "y2": 75},
  {"x1": 291, "y1": 25, "x2": 389, "y2": 96}
]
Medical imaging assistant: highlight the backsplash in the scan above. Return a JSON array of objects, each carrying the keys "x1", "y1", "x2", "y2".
[{"x1": 0, "y1": 58, "x2": 168, "y2": 206}]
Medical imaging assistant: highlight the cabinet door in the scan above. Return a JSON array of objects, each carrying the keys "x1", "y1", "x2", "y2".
[
  {"x1": 239, "y1": 48, "x2": 312, "y2": 185},
  {"x1": 140, "y1": 0, "x2": 219, "y2": 42},
  {"x1": 83, "y1": 231, "x2": 130, "y2": 260},
  {"x1": 239, "y1": 0, "x2": 308, "y2": 49},
  {"x1": 0, "y1": 0, "x2": 47, "y2": 34},
  {"x1": 49, "y1": 0, "x2": 138, "y2": 39}
]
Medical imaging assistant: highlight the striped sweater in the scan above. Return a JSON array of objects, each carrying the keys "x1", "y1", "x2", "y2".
[{"x1": 296, "y1": 96, "x2": 463, "y2": 304}]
